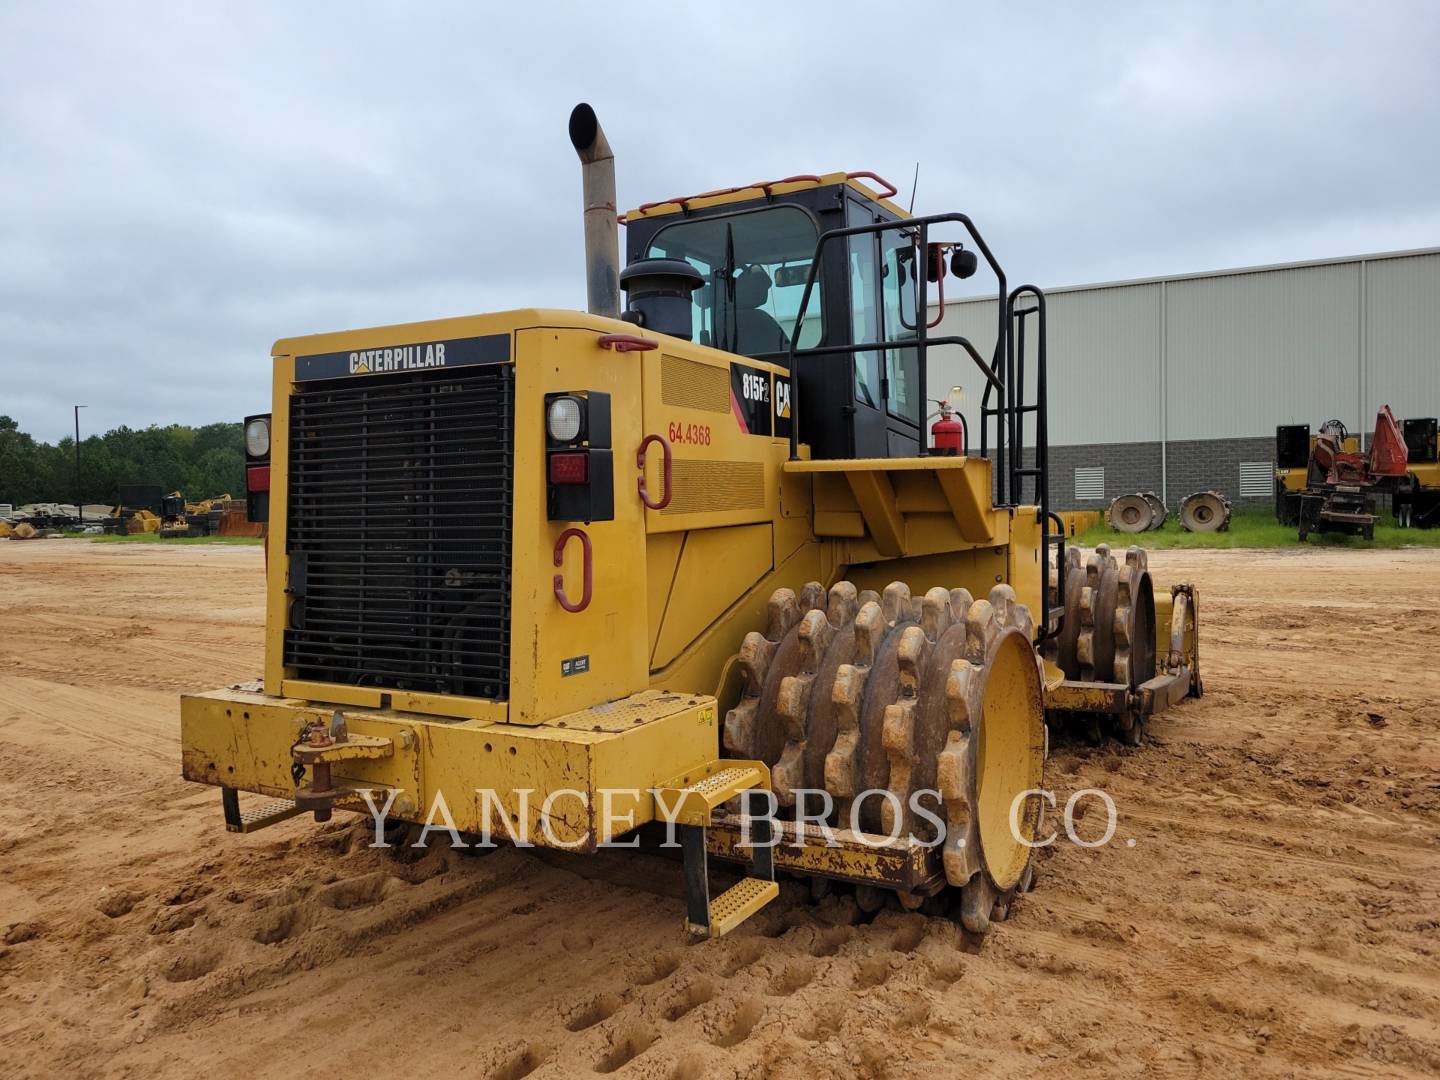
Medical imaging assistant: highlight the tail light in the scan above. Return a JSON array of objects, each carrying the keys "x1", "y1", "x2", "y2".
[
  {"x1": 243, "y1": 412, "x2": 271, "y2": 523},
  {"x1": 545, "y1": 392, "x2": 613, "y2": 522}
]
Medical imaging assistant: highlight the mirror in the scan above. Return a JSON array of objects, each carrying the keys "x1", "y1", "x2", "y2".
[{"x1": 951, "y1": 247, "x2": 978, "y2": 279}]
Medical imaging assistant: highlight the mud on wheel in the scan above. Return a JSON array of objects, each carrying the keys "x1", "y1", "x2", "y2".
[{"x1": 724, "y1": 579, "x2": 1047, "y2": 939}]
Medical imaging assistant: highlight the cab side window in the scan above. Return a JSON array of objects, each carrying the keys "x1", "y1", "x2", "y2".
[
  {"x1": 848, "y1": 204, "x2": 883, "y2": 407},
  {"x1": 847, "y1": 204, "x2": 921, "y2": 424}
]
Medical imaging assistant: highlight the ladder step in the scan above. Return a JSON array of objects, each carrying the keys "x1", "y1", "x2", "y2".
[
  {"x1": 657, "y1": 759, "x2": 769, "y2": 827},
  {"x1": 691, "y1": 877, "x2": 779, "y2": 938},
  {"x1": 227, "y1": 797, "x2": 304, "y2": 834}
]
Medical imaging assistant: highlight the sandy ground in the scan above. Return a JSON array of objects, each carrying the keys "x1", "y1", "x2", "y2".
[{"x1": 0, "y1": 540, "x2": 1437, "y2": 1079}]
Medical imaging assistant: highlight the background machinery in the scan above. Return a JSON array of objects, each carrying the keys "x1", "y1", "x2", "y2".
[
  {"x1": 1275, "y1": 409, "x2": 1408, "y2": 540},
  {"x1": 157, "y1": 491, "x2": 239, "y2": 537},
  {"x1": 158, "y1": 492, "x2": 190, "y2": 537},
  {"x1": 1394, "y1": 417, "x2": 1440, "y2": 527},
  {"x1": 180, "y1": 105, "x2": 1201, "y2": 941}
]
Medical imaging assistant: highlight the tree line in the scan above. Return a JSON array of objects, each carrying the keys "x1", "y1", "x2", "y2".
[{"x1": 0, "y1": 415, "x2": 244, "y2": 508}]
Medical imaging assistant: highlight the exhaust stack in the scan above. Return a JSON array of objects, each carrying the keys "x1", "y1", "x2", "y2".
[{"x1": 569, "y1": 103, "x2": 620, "y2": 319}]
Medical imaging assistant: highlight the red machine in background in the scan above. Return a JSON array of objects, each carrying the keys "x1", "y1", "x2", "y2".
[{"x1": 1298, "y1": 406, "x2": 1407, "y2": 541}]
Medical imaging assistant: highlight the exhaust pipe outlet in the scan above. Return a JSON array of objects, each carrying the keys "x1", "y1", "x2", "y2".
[{"x1": 569, "y1": 103, "x2": 621, "y2": 319}]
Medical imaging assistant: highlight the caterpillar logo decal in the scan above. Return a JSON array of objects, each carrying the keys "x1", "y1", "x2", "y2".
[
  {"x1": 294, "y1": 333, "x2": 510, "y2": 381},
  {"x1": 774, "y1": 375, "x2": 792, "y2": 440},
  {"x1": 730, "y1": 361, "x2": 774, "y2": 437}
]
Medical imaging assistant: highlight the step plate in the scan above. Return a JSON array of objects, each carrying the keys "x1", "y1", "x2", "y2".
[
  {"x1": 227, "y1": 797, "x2": 304, "y2": 834},
  {"x1": 656, "y1": 759, "x2": 768, "y2": 827},
  {"x1": 691, "y1": 877, "x2": 779, "y2": 938}
]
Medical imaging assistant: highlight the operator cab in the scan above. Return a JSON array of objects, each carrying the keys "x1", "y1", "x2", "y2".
[{"x1": 623, "y1": 174, "x2": 939, "y2": 460}]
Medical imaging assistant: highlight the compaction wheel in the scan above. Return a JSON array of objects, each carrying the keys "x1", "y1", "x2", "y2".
[
  {"x1": 724, "y1": 580, "x2": 1047, "y2": 936},
  {"x1": 1048, "y1": 543, "x2": 1158, "y2": 743}
]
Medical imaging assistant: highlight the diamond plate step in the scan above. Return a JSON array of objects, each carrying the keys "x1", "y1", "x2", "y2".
[{"x1": 689, "y1": 877, "x2": 779, "y2": 939}]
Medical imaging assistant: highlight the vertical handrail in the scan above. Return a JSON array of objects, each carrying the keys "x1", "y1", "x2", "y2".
[
  {"x1": 784, "y1": 213, "x2": 1007, "y2": 465},
  {"x1": 1008, "y1": 285, "x2": 1055, "y2": 644},
  {"x1": 916, "y1": 221, "x2": 929, "y2": 453}
]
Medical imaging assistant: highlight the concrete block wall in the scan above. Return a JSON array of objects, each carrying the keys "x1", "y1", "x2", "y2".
[
  {"x1": 1164, "y1": 436, "x2": 1276, "y2": 512},
  {"x1": 982, "y1": 437, "x2": 1282, "y2": 513}
]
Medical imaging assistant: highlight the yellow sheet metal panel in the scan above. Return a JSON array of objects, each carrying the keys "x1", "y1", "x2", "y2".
[
  {"x1": 651, "y1": 524, "x2": 774, "y2": 669},
  {"x1": 1411, "y1": 461, "x2": 1440, "y2": 491},
  {"x1": 891, "y1": 472, "x2": 950, "y2": 513},
  {"x1": 788, "y1": 457, "x2": 1002, "y2": 552},
  {"x1": 509, "y1": 327, "x2": 651, "y2": 725},
  {"x1": 183, "y1": 686, "x2": 723, "y2": 851},
  {"x1": 263, "y1": 355, "x2": 295, "y2": 696},
  {"x1": 183, "y1": 690, "x2": 325, "y2": 797},
  {"x1": 845, "y1": 470, "x2": 906, "y2": 556},
  {"x1": 1006, "y1": 506, "x2": 1045, "y2": 619},
  {"x1": 1276, "y1": 467, "x2": 1306, "y2": 493},
  {"x1": 640, "y1": 344, "x2": 788, "y2": 534},
  {"x1": 784, "y1": 456, "x2": 978, "y2": 473},
  {"x1": 1056, "y1": 510, "x2": 1099, "y2": 535},
  {"x1": 280, "y1": 680, "x2": 384, "y2": 709},
  {"x1": 934, "y1": 464, "x2": 999, "y2": 543},
  {"x1": 813, "y1": 510, "x2": 866, "y2": 538},
  {"x1": 645, "y1": 531, "x2": 684, "y2": 659},
  {"x1": 271, "y1": 308, "x2": 618, "y2": 360},
  {"x1": 647, "y1": 541, "x2": 827, "y2": 697},
  {"x1": 386, "y1": 690, "x2": 507, "y2": 723}
]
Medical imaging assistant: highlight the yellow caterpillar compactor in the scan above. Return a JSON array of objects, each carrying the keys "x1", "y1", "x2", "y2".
[{"x1": 181, "y1": 105, "x2": 1201, "y2": 940}]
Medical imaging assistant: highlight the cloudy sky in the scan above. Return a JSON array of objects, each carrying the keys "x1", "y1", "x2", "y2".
[{"x1": 3, "y1": 1, "x2": 1438, "y2": 441}]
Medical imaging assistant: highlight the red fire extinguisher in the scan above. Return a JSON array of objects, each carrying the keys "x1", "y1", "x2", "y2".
[{"x1": 930, "y1": 395, "x2": 965, "y2": 456}]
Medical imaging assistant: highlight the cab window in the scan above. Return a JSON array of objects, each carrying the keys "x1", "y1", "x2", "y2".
[
  {"x1": 847, "y1": 202, "x2": 921, "y2": 425},
  {"x1": 847, "y1": 203, "x2": 882, "y2": 409},
  {"x1": 646, "y1": 206, "x2": 823, "y2": 358},
  {"x1": 880, "y1": 230, "x2": 920, "y2": 424}
]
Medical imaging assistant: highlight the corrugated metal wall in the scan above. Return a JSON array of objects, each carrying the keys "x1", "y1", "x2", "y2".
[
  {"x1": 1366, "y1": 253, "x2": 1440, "y2": 416},
  {"x1": 932, "y1": 248, "x2": 1440, "y2": 446}
]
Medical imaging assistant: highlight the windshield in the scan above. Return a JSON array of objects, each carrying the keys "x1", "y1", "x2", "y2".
[{"x1": 645, "y1": 206, "x2": 823, "y2": 359}]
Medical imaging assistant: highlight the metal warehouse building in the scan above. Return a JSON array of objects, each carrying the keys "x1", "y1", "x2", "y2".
[{"x1": 931, "y1": 246, "x2": 1440, "y2": 512}]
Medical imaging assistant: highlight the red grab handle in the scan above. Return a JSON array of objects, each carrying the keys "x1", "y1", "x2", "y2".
[
  {"x1": 597, "y1": 333, "x2": 658, "y2": 353},
  {"x1": 637, "y1": 433, "x2": 673, "y2": 510},
  {"x1": 553, "y1": 528, "x2": 592, "y2": 613}
]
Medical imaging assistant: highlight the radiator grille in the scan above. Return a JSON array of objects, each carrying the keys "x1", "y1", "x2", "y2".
[
  {"x1": 661, "y1": 353, "x2": 730, "y2": 412},
  {"x1": 284, "y1": 365, "x2": 513, "y2": 700},
  {"x1": 661, "y1": 460, "x2": 766, "y2": 514}
]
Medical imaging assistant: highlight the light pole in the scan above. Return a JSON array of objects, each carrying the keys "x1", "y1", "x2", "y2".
[{"x1": 74, "y1": 405, "x2": 86, "y2": 526}]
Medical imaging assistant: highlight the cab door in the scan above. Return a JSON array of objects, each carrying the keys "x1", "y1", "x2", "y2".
[
  {"x1": 846, "y1": 199, "x2": 892, "y2": 458},
  {"x1": 876, "y1": 227, "x2": 922, "y2": 456}
]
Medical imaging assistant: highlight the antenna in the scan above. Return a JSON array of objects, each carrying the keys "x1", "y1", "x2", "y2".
[{"x1": 907, "y1": 162, "x2": 920, "y2": 214}]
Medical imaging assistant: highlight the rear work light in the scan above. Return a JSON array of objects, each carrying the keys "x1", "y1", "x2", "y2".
[
  {"x1": 243, "y1": 412, "x2": 272, "y2": 523},
  {"x1": 545, "y1": 391, "x2": 613, "y2": 523},
  {"x1": 547, "y1": 396, "x2": 585, "y2": 443},
  {"x1": 548, "y1": 451, "x2": 589, "y2": 485}
]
